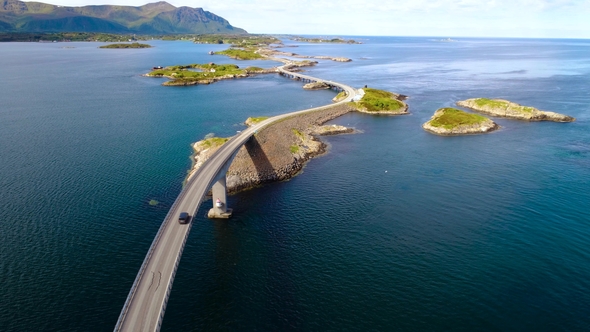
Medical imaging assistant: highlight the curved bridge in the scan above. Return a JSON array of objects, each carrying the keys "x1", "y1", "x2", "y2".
[{"x1": 114, "y1": 65, "x2": 357, "y2": 332}]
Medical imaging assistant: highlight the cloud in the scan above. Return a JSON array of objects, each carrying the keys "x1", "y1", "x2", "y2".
[{"x1": 38, "y1": 0, "x2": 590, "y2": 37}]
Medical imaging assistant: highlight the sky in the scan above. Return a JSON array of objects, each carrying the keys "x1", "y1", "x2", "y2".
[{"x1": 42, "y1": 0, "x2": 590, "y2": 38}]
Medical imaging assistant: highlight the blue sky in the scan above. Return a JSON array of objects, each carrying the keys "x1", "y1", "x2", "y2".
[{"x1": 44, "y1": 0, "x2": 590, "y2": 38}]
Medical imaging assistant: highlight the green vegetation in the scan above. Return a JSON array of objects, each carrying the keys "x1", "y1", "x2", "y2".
[
  {"x1": 247, "y1": 116, "x2": 269, "y2": 125},
  {"x1": 473, "y1": 98, "x2": 534, "y2": 113},
  {"x1": 429, "y1": 108, "x2": 488, "y2": 129},
  {"x1": 147, "y1": 63, "x2": 250, "y2": 85},
  {"x1": 292, "y1": 37, "x2": 360, "y2": 44},
  {"x1": 473, "y1": 98, "x2": 509, "y2": 109},
  {"x1": 214, "y1": 48, "x2": 263, "y2": 60},
  {"x1": 194, "y1": 34, "x2": 279, "y2": 46},
  {"x1": 148, "y1": 199, "x2": 159, "y2": 206},
  {"x1": 100, "y1": 42, "x2": 152, "y2": 48},
  {"x1": 357, "y1": 88, "x2": 405, "y2": 112},
  {"x1": 0, "y1": 2, "x2": 246, "y2": 35},
  {"x1": 201, "y1": 137, "x2": 229, "y2": 148},
  {"x1": 292, "y1": 129, "x2": 304, "y2": 139},
  {"x1": 290, "y1": 145, "x2": 300, "y2": 153},
  {"x1": 0, "y1": 32, "x2": 151, "y2": 42},
  {"x1": 244, "y1": 66, "x2": 265, "y2": 72}
]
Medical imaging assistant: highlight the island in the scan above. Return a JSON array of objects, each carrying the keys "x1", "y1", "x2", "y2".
[
  {"x1": 99, "y1": 42, "x2": 152, "y2": 48},
  {"x1": 349, "y1": 88, "x2": 409, "y2": 115},
  {"x1": 457, "y1": 98, "x2": 575, "y2": 122},
  {"x1": 291, "y1": 37, "x2": 361, "y2": 44},
  {"x1": 145, "y1": 63, "x2": 276, "y2": 86},
  {"x1": 422, "y1": 108, "x2": 499, "y2": 135}
]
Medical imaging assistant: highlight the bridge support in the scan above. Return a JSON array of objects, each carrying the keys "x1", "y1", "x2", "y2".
[{"x1": 207, "y1": 175, "x2": 233, "y2": 219}]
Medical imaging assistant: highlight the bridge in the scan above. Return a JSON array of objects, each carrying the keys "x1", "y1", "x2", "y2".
[{"x1": 114, "y1": 64, "x2": 357, "y2": 332}]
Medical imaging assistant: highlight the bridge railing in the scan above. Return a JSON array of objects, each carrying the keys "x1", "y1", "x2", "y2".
[
  {"x1": 113, "y1": 135, "x2": 241, "y2": 331},
  {"x1": 114, "y1": 64, "x2": 355, "y2": 331}
]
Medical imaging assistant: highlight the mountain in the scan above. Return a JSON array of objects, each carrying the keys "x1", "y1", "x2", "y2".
[{"x1": 0, "y1": 0, "x2": 247, "y2": 34}]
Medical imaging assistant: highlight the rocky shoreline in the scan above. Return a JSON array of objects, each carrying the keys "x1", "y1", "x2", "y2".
[
  {"x1": 457, "y1": 98, "x2": 575, "y2": 122},
  {"x1": 258, "y1": 48, "x2": 352, "y2": 62},
  {"x1": 422, "y1": 108, "x2": 499, "y2": 135},
  {"x1": 303, "y1": 81, "x2": 330, "y2": 90},
  {"x1": 189, "y1": 103, "x2": 355, "y2": 194}
]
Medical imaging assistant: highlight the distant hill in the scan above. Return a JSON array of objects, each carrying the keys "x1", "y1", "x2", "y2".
[{"x1": 0, "y1": 0, "x2": 247, "y2": 34}]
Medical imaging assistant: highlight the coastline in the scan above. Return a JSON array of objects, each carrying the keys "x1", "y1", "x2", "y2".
[{"x1": 188, "y1": 103, "x2": 354, "y2": 193}]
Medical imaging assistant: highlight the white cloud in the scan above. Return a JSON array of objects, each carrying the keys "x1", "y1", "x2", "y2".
[{"x1": 27, "y1": 0, "x2": 590, "y2": 38}]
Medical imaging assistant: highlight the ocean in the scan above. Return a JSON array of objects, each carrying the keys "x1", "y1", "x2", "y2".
[{"x1": 1, "y1": 37, "x2": 589, "y2": 331}]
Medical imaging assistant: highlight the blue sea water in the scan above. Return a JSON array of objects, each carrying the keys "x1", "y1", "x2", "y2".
[{"x1": 1, "y1": 37, "x2": 589, "y2": 331}]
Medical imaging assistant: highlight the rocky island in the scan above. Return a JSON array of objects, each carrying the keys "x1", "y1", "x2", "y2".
[
  {"x1": 99, "y1": 42, "x2": 152, "y2": 48},
  {"x1": 257, "y1": 48, "x2": 352, "y2": 62},
  {"x1": 457, "y1": 98, "x2": 575, "y2": 122},
  {"x1": 422, "y1": 108, "x2": 499, "y2": 135},
  {"x1": 303, "y1": 82, "x2": 330, "y2": 90},
  {"x1": 350, "y1": 88, "x2": 409, "y2": 115},
  {"x1": 145, "y1": 63, "x2": 276, "y2": 86}
]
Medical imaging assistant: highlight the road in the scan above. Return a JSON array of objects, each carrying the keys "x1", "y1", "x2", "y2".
[{"x1": 114, "y1": 64, "x2": 357, "y2": 332}]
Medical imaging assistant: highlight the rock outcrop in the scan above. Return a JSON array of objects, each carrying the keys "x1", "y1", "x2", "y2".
[
  {"x1": 303, "y1": 81, "x2": 330, "y2": 90},
  {"x1": 457, "y1": 98, "x2": 575, "y2": 122},
  {"x1": 352, "y1": 88, "x2": 409, "y2": 115},
  {"x1": 314, "y1": 56, "x2": 352, "y2": 62},
  {"x1": 422, "y1": 108, "x2": 499, "y2": 135},
  {"x1": 312, "y1": 124, "x2": 354, "y2": 135}
]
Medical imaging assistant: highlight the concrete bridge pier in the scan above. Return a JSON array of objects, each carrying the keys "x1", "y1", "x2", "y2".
[{"x1": 207, "y1": 176, "x2": 233, "y2": 219}]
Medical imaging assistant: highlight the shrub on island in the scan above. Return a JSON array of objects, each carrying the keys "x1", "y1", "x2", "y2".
[
  {"x1": 351, "y1": 88, "x2": 408, "y2": 114},
  {"x1": 245, "y1": 117, "x2": 269, "y2": 126},
  {"x1": 146, "y1": 63, "x2": 271, "y2": 86},
  {"x1": 457, "y1": 98, "x2": 575, "y2": 122},
  {"x1": 422, "y1": 108, "x2": 498, "y2": 135},
  {"x1": 99, "y1": 42, "x2": 152, "y2": 48},
  {"x1": 214, "y1": 48, "x2": 263, "y2": 60}
]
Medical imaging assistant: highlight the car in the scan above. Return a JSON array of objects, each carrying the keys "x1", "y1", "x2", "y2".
[{"x1": 178, "y1": 212, "x2": 190, "y2": 224}]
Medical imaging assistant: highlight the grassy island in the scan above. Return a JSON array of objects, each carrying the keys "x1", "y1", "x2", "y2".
[
  {"x1": 457, "y1": 98, "x2": 575, "y2": 122},
  {"x1": 214, "y1": 48, "x2": 263, "y2": 60},
  {"x1": 245, "y1": 117, "x2": 269, "y2": 126},
  {"x1": 423, "y1": 108, "x2": 499, "y2": 135},
  {"x1": 352, "y1": 88, "x2": 408, "y2": 114},
  {"x1": 146, "y1": 63, "x2": 275, "y2": 86},
  {"x1": 194, "y1": 34, "x2": 279, "y2": 46},
  {"x1": 100, "y1": 42, "x2": 152, "y2": 48},
  {"x1": 292, "y1": 37, "x2": 360, "y2": 44}
]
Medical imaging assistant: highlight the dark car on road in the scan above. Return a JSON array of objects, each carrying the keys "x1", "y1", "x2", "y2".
[{"x1": 178, "y1": 212, "x2": 190, "y2": 224}]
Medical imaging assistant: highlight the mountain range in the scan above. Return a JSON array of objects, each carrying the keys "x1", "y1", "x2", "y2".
[{"x1": 0, "y1": 0, "x2": 247, "y2": 34}]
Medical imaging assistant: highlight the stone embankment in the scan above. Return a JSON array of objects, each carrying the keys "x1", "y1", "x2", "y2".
[
  {"x1": 190, "y1": 103, "x2": 355, "y2": 193},
  {"x1": 457, "y1": 98, "x2": 575, "y2": 122}
]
